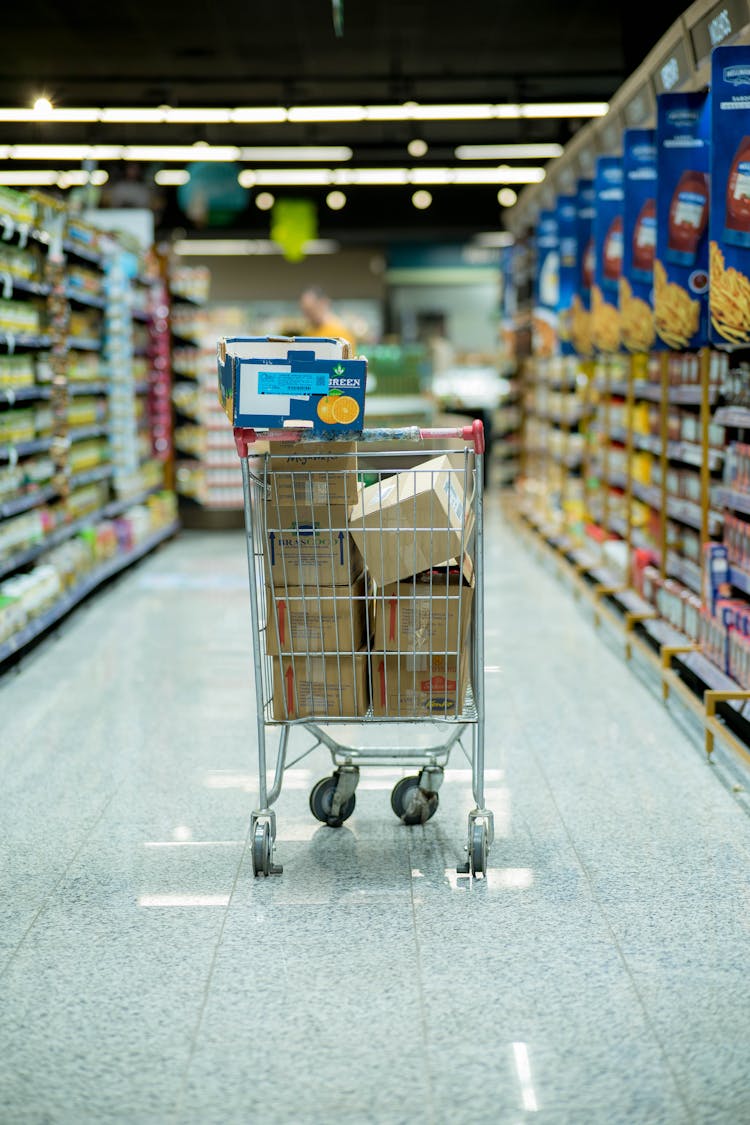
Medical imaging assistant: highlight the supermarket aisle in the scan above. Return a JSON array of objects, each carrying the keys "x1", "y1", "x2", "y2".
[{"x1": 1, "y1": 505, "x2": 750, "y2": 1125}]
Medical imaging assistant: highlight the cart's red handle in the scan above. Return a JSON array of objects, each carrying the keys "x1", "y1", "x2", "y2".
[{"x1": 233, "y1": 419, "x2": 485, "y2": 457}]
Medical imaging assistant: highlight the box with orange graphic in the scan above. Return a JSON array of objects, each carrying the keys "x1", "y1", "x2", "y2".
[
  {"x1": 371, "y1": 651, "x2": 470, "y2": 718},
  {"x1": 217, "y1": 336, "x2": 367, "y2": 437}
]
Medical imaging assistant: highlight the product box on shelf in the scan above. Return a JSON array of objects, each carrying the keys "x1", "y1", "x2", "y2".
[
  {"x1": 532, "y1": 210, "x2": 559, "y2": 358},
  {"x1": 556, "y1": 195, "x2": 578, "y2": 358},
  {"x1": 570, "y1": 179, "x2": 595, "y2": 357},
  {"x1": 371, "y1": 649, "x2": 470, "y2": 718},
  {"x1": 710, "y1": 45, "x2": 750, "y2": 348},
  {"x1": 703, "y1": 542, "x2": 731, "y2": 615},
  {"x1": 371, "y1": 556, "x2": 474, "y2": 654},
  {"x1": 217, "y1": 336, "x2": 366, "y2": 438},
  {"x1": 592, "y1": 156, "x2": 623, "y2": 354},
  {"x1": 265, "y1": 572, "x2": 368, "y2": 655},
  {"x1": 620, "y1": 129, "x2": 657, "y2": 354},
  {"x1": 264, "y1": 441, "x2": 358, "y2": 515},
  {"x1": 270, "y1": 651, "x2": 369, "y2": 720},
  {"x1": 348, "y1": 454, "x2": 472, "y2": 588},
  {"x1": 654, "y1": 91, "x2": 710, "y2": 350}
]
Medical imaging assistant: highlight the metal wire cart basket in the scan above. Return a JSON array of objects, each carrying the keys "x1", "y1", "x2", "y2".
[{"x1": 233, "y1": 419, "x2": 493, "y2": 877}]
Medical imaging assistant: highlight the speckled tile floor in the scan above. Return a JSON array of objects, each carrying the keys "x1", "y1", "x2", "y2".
[{"x1": 1, "y1": 503, "x2": 749, "y2": 1125}]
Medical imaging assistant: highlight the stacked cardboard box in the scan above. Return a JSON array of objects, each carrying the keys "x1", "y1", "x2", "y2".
[{"x1": 264, "y1": 442, "x2": 368, "y2": 719}]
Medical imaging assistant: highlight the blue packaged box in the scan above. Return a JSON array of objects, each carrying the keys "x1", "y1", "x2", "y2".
[
  {"x1": 217, "y1": 336, "x2": 367, "y2": 437},
  {"x1": 592, "y1": 156, "x2": 623, "y2": 353},
  {"x1": 571, "y1": 179, "x2": 595, "y2": 356},
  {"x1": 556, "y1": 194, "x2": 578, "y2": 357},
  {"x1": 621, "y1": 129, "x2": 657, "y2": 354},
  {"x1": 532, "y1": 210, "x2": 559, "y2": 358},
  {"x1": 655, "y1": 92, "x2": 710, "y2": 350},
  {"x1": 710, "y1": 45, "x2": 750, "y2": 347}
]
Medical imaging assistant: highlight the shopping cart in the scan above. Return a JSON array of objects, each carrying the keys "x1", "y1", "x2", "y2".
[{"x1": 233, "y1": 420, "x2": 493, "y2": 877}]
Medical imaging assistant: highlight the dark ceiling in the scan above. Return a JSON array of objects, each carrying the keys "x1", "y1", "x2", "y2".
[{"x1": 3, "y1": 1, "x2": 689, "y2": 241}]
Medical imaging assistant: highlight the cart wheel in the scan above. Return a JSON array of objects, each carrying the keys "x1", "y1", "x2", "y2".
[
  {"x1": 252, "y1": 819, "x2": 272, "y2": 877},
  {"x1": 309, "y1": 776, "x2": 356, "y2": 828},
  {"x1": 470, "y1": 821, "x2": 488, "y2": 877},
  {"x1": 390, "y1": 776, "x2": 439, "y2": 826}
]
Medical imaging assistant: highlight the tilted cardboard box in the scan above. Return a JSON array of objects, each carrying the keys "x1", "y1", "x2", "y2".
[
  {"x1": 371, "y1": 557, "x2": 473, "y2": 654},
  {"x1": 348, "y1": 454, "x2": 473, "y2": 587}
]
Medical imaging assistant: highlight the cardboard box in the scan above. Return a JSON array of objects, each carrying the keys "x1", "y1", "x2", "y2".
[
  {"x1": 265, "y1": 441, "x2": 358, "y2": 516},
  {"x1": 270, "y1": 651, "x2": 369, "y2": 720},
  {"x1": 371, "y1": 650, "x2": 470, "y2": 718},
  {"x1": 266, "y1": 573, "x2": 367, "y2": 655},
  {"x1": 372, "y1": 557, "x2": 473, "y2": 654},
  {"x1": 348, "y1": 454, "x2": 472, "y2": 587},
  {"x1": 264, "y1": 509, "x2": 363, "y2": 588},
  {"x1": 217, "y1": 336, "x2": 366, "y2": 438}
]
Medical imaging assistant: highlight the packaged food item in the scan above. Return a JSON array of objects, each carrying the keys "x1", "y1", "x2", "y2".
[
  {"x1": 371, "y1": 558, "x2": 473, "y2": 654},
  {"x1": 266, "y1": 573, "x2": 367, "y2": 655},
  {"x1": 270, "y1": 651, "x2": 369, "y2": 719},
  {"x1": 371, "y1": 650, "x2": 470, "y2": 718}
]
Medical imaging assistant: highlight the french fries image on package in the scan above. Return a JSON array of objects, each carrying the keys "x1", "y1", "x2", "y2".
[
  {"x1": 654, "y1": 259, "x2": 699, "y2": 349},
  {"x1": 619, "y1": 278, "x2": 655, "y2": 353},
  {"x1": 710, "y1": 241, "x2": 750, "y2": 345}
]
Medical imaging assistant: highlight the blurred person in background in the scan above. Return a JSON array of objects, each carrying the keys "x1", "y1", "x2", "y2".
[{"x1": 300, "y1": 287, "x2": 357, "y2": 351}]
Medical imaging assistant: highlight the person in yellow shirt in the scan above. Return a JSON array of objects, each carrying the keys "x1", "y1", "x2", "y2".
[{"x1": 300, "y1": 287, "x2": 357, "y2": 352}]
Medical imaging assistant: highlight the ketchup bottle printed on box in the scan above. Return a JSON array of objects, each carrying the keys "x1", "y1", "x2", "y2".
[
  {"x1": 602, "y1": 215, "x2": 623, "y2": 288},
  {"x1": 667, "y1": 170, "x2": 709, "y2": 265},
  {"x1": 632, "y1": 198, "x2": 656, "y2": 282},
  {"x1": 724, "y1": 136, "x2": 750, "y2": 248}
]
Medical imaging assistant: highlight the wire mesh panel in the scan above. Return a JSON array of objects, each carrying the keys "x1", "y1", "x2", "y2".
[{"x1": 248, "y1": 442, "x2": 478, "y2": 724}]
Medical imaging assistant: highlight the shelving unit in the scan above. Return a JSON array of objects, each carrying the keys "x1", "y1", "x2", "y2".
[{"x1": 0, "y1": 187, "x2": 178, "y2": 670}]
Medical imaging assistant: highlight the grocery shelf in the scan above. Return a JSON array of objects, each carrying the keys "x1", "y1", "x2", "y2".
[
  {"x1": 729, "y1": 565, "x2": 750, "y2": 597},
  {"x1": 62, "y1": 240, "x2": 105, "y2": 268},
  {"x1": 135, "y1": 381, "x2": 150, "y2": 395},
  {"x1": 0, "y1": 520, "x2": 178, "y2": 668},
  {"x1": 1, "y1": 276, "x2": 51, "y2": 299},
  {"x1": 69, "y1": 464, "x2": 113, "y2": 488},
  {"x1": 169, "y1": 289, "x2": 205, "y2": 306},
  {"x1": 69, "y1": 382, "x2": 108, "y2": 397},
  {"x1": 0, "y1": 436, "x2": 54, "y2": 461},
  {"x1": 665, "y1": 552, "x2": 702, "y2": 595},
  {"x1": 715, "y1": 406, "x2": 750, "y2": 429},
  {"x1": 632, "y1": 381, "x2": 661, "y2": 402},
  {"x1": 68, "y1": 337, "x2": 102, "y2": 352},
  {"x1": 69, "y1": 424, "x2": 109, "y2": 442},
  {"x1": 0, "y1": 332, "x2": 51, "y2": 351},
  {"x1": 65, "y1": 289, "x2": 106, "y2": 311},
  {"x1": 131, "y1": 308, "x2": 151, "y2": 323},
  {"x1": 0, "y1": 483, "x2": 57, "y2": 520},
  {"x1": 171, "y1": 329, "x2": 203, "y2": 347},
  {"x1": 0, "y1": 385, "x2": 52, "y2": 403},
  {"x1": 666, "y1": 496, "x2": 721, "y2": 533},
  {"x1": 715, "y1": 488, "x2": 750, "y2": 517},
  {"x1": 0, "y1": 484, "x2": 166, "y2": 581}
]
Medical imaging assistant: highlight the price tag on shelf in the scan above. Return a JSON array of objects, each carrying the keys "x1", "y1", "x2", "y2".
[
  {"x1": 1, "y1": 272, "x2": 11, "y2": 300},
  {"x1": 17, "y1": 223, "x2": 29, "y2": 249},
  {"x1": 1, "y1": 215, "x2": 15, "y2": 242},
  {"x1": 691, "y1": 0, "x2": 747, "y2": 62},
  {"x1": 2, "y1": 332, "x2": 16, "y2": 355}
]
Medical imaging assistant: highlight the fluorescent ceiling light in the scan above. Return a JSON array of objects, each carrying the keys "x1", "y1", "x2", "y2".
[
  {"x1": 9, "y1": 144, "x2": 122, "y2": 160},
  {"x1": 287, "y1": 106, "x2": 366, "y2": 122},
  {"x1": 456, "y1": 143, "x2": 564, "y2": 160},
  {"x1": 410, "y1": 167, "x2": 453, "y2": 185},
  {"x1": 0, "y1": 170, "x2": 58, "y2": 185},
  {"x1": 164, "y1": 108, "x2": 232, "y2": 123},
  {"x1": 99, "y1": 108, "x2": 166, "y2": 123},
  {"x1": 453, "y1": 165, "x2": 545, "y2": 184},
  {"x1": 231, "y1": 107, "x2": 288, "y2": 123},
  {"x1": 521, "y1": 102, "x2": 608, "y2": 117},
  {"x1": 154, "y1": 168, "x2": 191, "y2": 185},
  {"x1": 123, "y1": 145, "x2": 240, "y2": 161},
  {"x1": 336, "y1": 168, "x2": 410, "y2": 185},
  {"x1": 0, "y1": 101, "x2": 608, "y2": 127},
  {"x1": 253, "y1": 168, "x2": 332, "y2": 185},
  {"x1": 174, "y1": 238, "x2": 339, "y2": 255},
  {"x1": 239, "y1": 146, "x2": 352, "y2": 161}
]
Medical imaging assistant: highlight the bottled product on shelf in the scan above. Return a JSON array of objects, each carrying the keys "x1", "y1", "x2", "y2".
[{"x1": 0, "y1": 187, "x2": 178, "y2": 668}]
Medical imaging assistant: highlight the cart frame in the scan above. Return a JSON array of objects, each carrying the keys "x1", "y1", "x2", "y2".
[{"x1": 234, "y1": 419, "x2": 494, "y2": 877}]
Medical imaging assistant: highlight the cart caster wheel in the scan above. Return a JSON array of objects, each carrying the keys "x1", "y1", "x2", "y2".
[
  {"x1": 391, "y1": 776, "x2": 439, "y2": 826},
  {"x1": 252, "y1": 820, "x2": 272, "y2": 877},
  {"x1": 470, "y1": 821, "x2": 488, "y2": 877},
  {"x1": 309, "y1": 775, "x2": 356, "y2": 828}
]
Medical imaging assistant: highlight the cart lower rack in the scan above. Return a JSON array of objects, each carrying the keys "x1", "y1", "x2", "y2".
[{"x1": 234, "y1": 420, "x2": 494, "y2": 877}]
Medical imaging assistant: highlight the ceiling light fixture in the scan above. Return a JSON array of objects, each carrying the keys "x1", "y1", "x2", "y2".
[
  {"x1": 254, "y1": 191, "x2": 275, "y2": 210},
  {"x1": 407, "y1": 139, "x2": 428, "y2": 158},
  {"x1": 233, "y1": 167, "x2": 545, "y2": 187},
  {"x1": 456, "y1": 143, "x2": 564, "y2": 160},
  {"x1": 0, "y1": 169, "x2": 108, "y2": 187},
  {"x1": 154, "y1": 169, "x2": 191, "y2": 186},
  {"x1": 239, "y1": 146, "x2": 352, "y2": 162},
  {"x1": 412, "y1": 190, "x2": 432, "y2": 209},
  {"x1": 0, "y1": 102, "x2": 608, "y2": 125},
  {"x1": 474, "y1": 231, "x2": 514, "y2": 247},
  {"x1": 498, "y1": 187, "x2": 518, "y2": 207},
  {"x1": 123, "y1": 144, "x2": 240, "y2": 161},
  {"x1": 326, "y1": 190, "x2": 347, "y2": 210}
]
